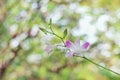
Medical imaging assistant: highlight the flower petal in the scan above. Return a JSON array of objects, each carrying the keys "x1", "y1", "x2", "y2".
[
  {"x1": 75, "y1": 38, "x2": 80, "y2": 47},
  {"x1": 82, "y1": 42, "x2": 90, "y2": 49},
  {"x1": 45, "y1": 44, "x2": 53, "y2": 54},
  {"x1": 66, "y1": 40, "x2": 73, "y2": 48},
  {"x1": 65, "y1": 51, "x2": 74, "y2": 57}
]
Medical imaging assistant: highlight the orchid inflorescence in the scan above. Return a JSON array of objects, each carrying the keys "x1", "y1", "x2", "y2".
[{"x1": 39, "y1": 19, "x2": 120, "y2": 76}]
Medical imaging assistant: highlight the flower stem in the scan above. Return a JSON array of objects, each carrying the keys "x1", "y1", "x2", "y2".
[
  {"x1": 52, "y1": 33, "x2": 66, "y2": 46},
  {"x1": 82, "y1": 57, "x2": 120, "y2": 76},
  {"x1": 50, "y1": 26, "x2": 66, "y2": 46},
  {"x1": 45, "y1": 30, "x2": 66, "y2": 46}
]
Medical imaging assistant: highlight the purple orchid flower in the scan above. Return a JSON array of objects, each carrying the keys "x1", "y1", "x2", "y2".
[
  {"x1": 65, "y1": 38, "x2": 90, "y2": 57},
  {"x1": 45, "y1": 44, "x2": 54, "y2": 55}
]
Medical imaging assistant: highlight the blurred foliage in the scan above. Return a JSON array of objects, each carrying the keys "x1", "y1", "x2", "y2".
[{"x1": 0, "y1": 0, "x2": 120, "y2": 80}]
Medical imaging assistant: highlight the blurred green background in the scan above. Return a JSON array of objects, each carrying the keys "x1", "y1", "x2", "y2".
[{"x1": 0, "y1": 0, "x2": 120, "y2": 80}]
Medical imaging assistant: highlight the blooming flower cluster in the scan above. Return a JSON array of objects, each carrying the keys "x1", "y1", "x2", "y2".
[
  {"x1": 45, "y1": 38, "x2": 90, "y2": 57},
  {"x1": 39, "y1": 19, "x2": 90, "y2": 57}
]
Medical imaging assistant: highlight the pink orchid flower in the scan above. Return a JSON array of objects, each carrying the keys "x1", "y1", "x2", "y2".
[
  {"x1": 45, "y1": 44, "x2": 54, "y2": 55},
  {"x1": 65, "y1": 38, "x2": 90, "y2": 57}
]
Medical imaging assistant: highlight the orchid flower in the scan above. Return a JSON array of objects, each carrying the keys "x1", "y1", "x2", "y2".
[
  {"x1": 45, "y1": 43, "x2": 54, "y2": 55},
  {"x1": 65, "y1": 38, "x2": 90, "y2": 57}
]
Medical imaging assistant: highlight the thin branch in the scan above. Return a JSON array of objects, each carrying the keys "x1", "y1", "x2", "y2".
[
  {"x1": 0, "y1": 46, "x2": 21, "y2": 79},
  {"x1": 0, "y1": 29, "x2": 33, "y2": 79},
  {"x1": 45, "y1": 30, "x2": 66, "y2": 46},
  {"x1": 82, "y1": 57, "x2": 120, "y2": 76}
]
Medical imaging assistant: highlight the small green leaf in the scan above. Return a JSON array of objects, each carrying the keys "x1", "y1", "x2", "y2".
[
  {"x1": 63, "y1": 29, "x2": 67, "y2": 38},
  {"x1": 48, "y1": 18, "x2": 52, "y2": 26},
  {"x1": 39, "y1": 27, "x2": 47, "y2": 34},
  {"x1": 49, "y1": 18, "x2": 52, "y2": 25}
]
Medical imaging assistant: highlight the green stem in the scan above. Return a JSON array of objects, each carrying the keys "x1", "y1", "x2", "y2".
[
  {"x1": 46, "y1": 30, "x2": 66, "y2": 46},
  {"x1": 82, "y1": 57, "x2": 120, "y2": 76},
  {"x1": 52, "y1": 33, "x2": 66, "y2": 46},
  {"x1": 50, "y1": 25, "x2": 54, "y2": 33},
  {"x1": 50, "y1": 26, "x2": 66, "y2": 46}
]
